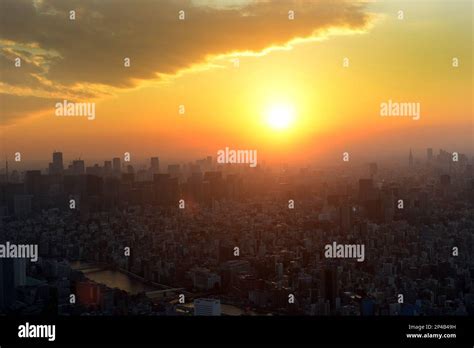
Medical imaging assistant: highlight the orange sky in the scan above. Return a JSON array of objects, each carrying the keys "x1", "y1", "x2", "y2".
[{"x1": 0, "y1": 0, "x2": 472, "y2": 166}]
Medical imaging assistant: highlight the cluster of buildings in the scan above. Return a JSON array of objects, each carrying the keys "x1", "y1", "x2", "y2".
[{"x1": 0, "y1": 148, "x2": 473, "y2": 316}]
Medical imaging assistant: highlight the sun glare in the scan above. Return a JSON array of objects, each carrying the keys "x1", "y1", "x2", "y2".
[{"x1": 266, "y1": 103, "x2": 296, "y2": 130}]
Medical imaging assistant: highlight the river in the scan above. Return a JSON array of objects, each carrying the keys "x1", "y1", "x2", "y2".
[
  {"x1": 70, "y1": 261, "x2": 253, "y2": 315},
  {"x1": 70, "y1": 261, "x2": 155, "y2": 294}
]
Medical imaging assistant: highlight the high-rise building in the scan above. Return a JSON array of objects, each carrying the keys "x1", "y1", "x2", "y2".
[
  {"x1": 381, "y1": 188, "x2": 395, "y2": 222},
  {"x1": 194, "y1": 298, "x2": 221, "y2": 316},
  {"x1": 72, "y1": 160, "x2": 85, "y2": 175},
  {"x1": 51, "y1": 152, "x2": 64, "y2": 174},
  {"x1": 112, "y1": 157, "x2": 121, "y2": 175},
  {"x1": 103, "y1": 161, "x2": 112, "y2": 176},
  {"x1": 427, "y1": 148, "x2": 433, "y2": 162},
  {"x1": 409, "y1": 149, "x2": 413, "y2": 167},
  {"x1": 150, "y1": 157, "x2": 159, "y2": 174}
]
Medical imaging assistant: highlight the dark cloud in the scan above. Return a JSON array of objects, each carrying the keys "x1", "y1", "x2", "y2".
[
  {"x1": 0, "y1": 48, "x2": 44, "y2": 87},
  {"x1": 0, "y1": 93, "x2": 56, "y2": 124},
  {"x1": 0, "y1": 0, "x2": 372, "y2": 123}
]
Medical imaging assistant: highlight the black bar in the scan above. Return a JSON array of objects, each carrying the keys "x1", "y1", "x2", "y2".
[{"x1": 0, "y1": 316, "x2": 473, "y2": 346}]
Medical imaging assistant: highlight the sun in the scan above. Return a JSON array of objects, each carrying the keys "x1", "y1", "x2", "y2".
[{"x1": 266, "y1": 103, "x2": 296, "y2": 130}]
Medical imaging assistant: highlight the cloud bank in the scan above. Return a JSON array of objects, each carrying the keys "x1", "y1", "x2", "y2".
[{"x1": 0, "y1": 0, "x2": 372, "y2": 123}]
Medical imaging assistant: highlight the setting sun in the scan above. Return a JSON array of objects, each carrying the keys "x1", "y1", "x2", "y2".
[{"x1": 266, "y1": 103, "x2": 296, "y2": 130}]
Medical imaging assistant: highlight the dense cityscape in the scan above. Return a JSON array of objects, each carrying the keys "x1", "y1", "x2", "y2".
[{"x1": 1, "y1": 149, "x2": 473, "y2": 317}]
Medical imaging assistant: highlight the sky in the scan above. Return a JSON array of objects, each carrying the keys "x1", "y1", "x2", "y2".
[{"x1": 0, "y1": 0, "x2": 472, "y2": 167}]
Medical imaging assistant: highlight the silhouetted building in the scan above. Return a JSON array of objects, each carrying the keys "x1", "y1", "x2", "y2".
[
  {"x1": 112, "y1": 158, "x2": 121, "y2": 175},
  {"x1": 72, "y1": 160, "x2": 85, "y2": 175},
  {"x1": 427, "y1": 148, "x2": 433, "y2": 163},
  {"x1": 104, "y1": 161, "x2": 112, "y2": 176},
  {"x1": 150, "y1": 157, "x2": 159, "y2": 175},
  {"x1": 49, "y1": 152, "x2": 64, "y2": 175}
]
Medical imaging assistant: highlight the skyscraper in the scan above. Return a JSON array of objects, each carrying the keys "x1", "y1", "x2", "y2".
[
  {"x1": 150, "y1": 157, "x2": 159, "y2": 174},
  {"x1": 104, "y1": 161, "x2": 112, "y2": 176},
  {"x1": 52, "y1": 152, "x2": 64, "y2": 174},
  {"x1": 72, "y1": 160, "x2": 85, "y2": 175},
  {"x1": 112, "y1": 157, "x2": 121, "y2": 175},
  {"x1": 409, "y1": 149, "x2": 413, "y2": 167},
  {"x1": 427, "y1": 148, "x2": 433, "y2": 162}
]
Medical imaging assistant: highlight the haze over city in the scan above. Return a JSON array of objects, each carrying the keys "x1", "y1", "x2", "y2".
[{"x1": 0, "y1": 1, "x2": 473, "y2": 345}]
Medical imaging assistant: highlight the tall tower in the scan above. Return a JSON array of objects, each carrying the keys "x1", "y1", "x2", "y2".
[
  {"x1": 150, "y1": 157, "x2": 159, "y2": 174},
  {"x1": 409, "y1": 149, "x2": 413, "y2": 167},
  {"x1": 52, "y1": 151, "x2": 64, "y2": 174},
  {"x1": 427, "y1": 148, "x2": 433, "y2": 163},
  {"x1": 112, "y1": 157, "x2": 121, "y2": 175}
]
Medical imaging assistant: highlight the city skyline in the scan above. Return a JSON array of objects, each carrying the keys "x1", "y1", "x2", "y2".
[{"x1": 1, "y1": 146, "x2": 471, "y2": 173}]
